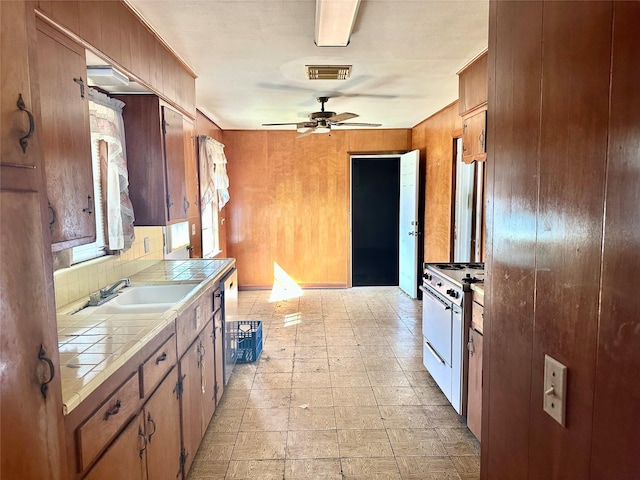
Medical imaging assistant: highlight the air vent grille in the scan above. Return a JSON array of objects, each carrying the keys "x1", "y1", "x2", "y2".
[{"x1": 305, "y1": 65, "x2": 352, "y2": 80}]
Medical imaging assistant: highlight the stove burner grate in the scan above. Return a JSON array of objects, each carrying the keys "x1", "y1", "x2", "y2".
[
  {"x1": 466, "y1": 263, "x2": 484, "y2": 270},
  {"x1": 435, "y1": 264, "x2": 464, "y2": 270}
]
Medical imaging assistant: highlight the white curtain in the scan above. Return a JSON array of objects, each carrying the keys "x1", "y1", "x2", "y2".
[
  {"x1": 198, "y1": 135, "x2": 230, "y2": 211},
  {"x1": 87, "y1": 88, "x2": 135, "y2": 251}
]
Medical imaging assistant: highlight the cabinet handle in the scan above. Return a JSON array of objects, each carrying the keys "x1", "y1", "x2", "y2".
[
  {"x1": 48, "y1": 202, "x2": 56, "y2": 227},
  {"x1": 467, "y1": 337, "x2": 475, "y2": 356},
  {"x1": 38, "y1": 345, "x2": 55, "y2": 399},
  {"x1": 17, "y1": 94, "x2": 35, "y2": 154},
  {"x1": 183, "y1": 196, "x2": 190, "y2": 214},
  {"x1": 73, "y1": 77, "x2": 85, "y2": 98},
  {"x1": 138, "y1": 425, "x2": 147, "y2": 459},
  {"x1": 146, "y1": 412, "x2": 157, "y2": 443},
  {"x1": 478, "y1": 130, "x2": 485, "y2": 148},
  {"x1": 103, "y1": 399, "x2": 122, "y2": 420},
  {"x1": 155, "y1": 352, "x2": 167, "y2": 364},
  {"x1": 82, "y1": 195, "x2": 93, "y2": 215}
]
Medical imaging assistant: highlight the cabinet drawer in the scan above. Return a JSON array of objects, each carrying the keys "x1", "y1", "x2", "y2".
[
  {"x1": 471, "y1": 301, "x2": 484, "y2": 334},
  {"x1": 423, "y1": 336, "x2": 452, "y2": 405},
  {"x1": 141, "y1": 335, "x2": 176, "y2": 398},
  {"x1": 77, "y1": 373, "x2": 140, "y2": 472}
]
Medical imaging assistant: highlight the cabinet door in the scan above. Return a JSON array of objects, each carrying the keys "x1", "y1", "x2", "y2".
[
  {"x1": 145, "y1": 368, "x2": 182, "y2": 480},
  {"x1": 84, "y1": 415, "x2": 146, "y2": 480},
  {"x1": 36, "y1": 22, "x2": 95, "y2": 250},
  {"x1": 179, "y1": 339, "x2": 203, "y2": 477},
  {"x1": 200, "y1": 321, "x2": 216, "y2": 432},
  {"x1": 462, "y1": 109, "x2": 487, "y2": 164},
  {"x1": 162, "y1": 106, "x2": 187, "y2": 222},
  {"x1": 0, "y1": 190, "x2": 67, "y2": 479},
  {"x1": 467, "y1": 328, "x2": 483, "y2": 440}
]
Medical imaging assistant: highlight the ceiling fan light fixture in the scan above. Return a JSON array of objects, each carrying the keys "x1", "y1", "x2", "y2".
[
  {"x1": 313, "y1": 126, "x2": 331, "y2": 134},
  {"x1": 306, "y1": 65, "x2": 352, "y2": 80},
  {"x1": 315, "y1": 0, "x2": 361, "y2": 47}
]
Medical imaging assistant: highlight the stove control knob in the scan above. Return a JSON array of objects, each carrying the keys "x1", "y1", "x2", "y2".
[{"x1": 446, "y1": 289, "x2": 459, "y2": 298}]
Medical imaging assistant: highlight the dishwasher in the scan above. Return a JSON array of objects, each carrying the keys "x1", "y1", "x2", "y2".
[{"x1": 221, "y1": 268, "x2": 238, "y2": 385}]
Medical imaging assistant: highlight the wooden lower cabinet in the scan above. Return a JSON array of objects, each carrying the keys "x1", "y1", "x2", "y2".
[
  {"x1": 179, "y1": 318, "x2": 218, "y2": 477},
  {"x1": 84, "y1": 368, "x2": 181, "y2": 480},
  {"x1": 467, "y1": 327, "x2": 483, "y2": 440},
  {"x1": 84, "y1": 415, "x2": 146, "y2": 480},
  {"x1": 144, "y1": 368, "x2": 182, "y2": 480}
]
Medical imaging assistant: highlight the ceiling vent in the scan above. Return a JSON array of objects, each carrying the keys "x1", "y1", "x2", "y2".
[{"x1": 305, "y1": 65, "x2": 352, "y2": 80}]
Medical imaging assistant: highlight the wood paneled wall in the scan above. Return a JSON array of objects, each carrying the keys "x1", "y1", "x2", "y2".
[
  {"x1": 36, "y1": 0, "x2": 195, "y2": 116},
  {"x1": 411, "y1": 101, "x2": 462, "y2": 262},
  {"x1": 484, "y1": 2, "x2": 640, "y2": 479},
  {"x1": 195, "y1": 110, "x2": 227, "y2": 258},
  {"x1": 223, "y1": 129, "x2": 411, "y2": 289}
]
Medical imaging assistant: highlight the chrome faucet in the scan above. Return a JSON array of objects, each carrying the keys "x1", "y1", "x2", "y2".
[{"x1": 99, "y1": 278, "x2": 131, "y2": 298}]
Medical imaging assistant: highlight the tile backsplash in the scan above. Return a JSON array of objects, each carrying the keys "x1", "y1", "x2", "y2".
[{"x1": 54, "y1": 226, "x2": 164, "y2": 308}]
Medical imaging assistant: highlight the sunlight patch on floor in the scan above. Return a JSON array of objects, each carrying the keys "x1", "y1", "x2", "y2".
[{"x1": 269, "y1": 262, "x2": 303, "y2": 303}]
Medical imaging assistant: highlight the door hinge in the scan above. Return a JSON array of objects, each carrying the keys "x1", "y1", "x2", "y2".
[
  {"x1": 214, "y1": 382, "x2": 219, "y2": 399},
  {"x1": 177, "y1": 448, "x2": 188, "y2": 477},
  {"x1": 173, "y1": 374, "x2": 185, "y2": 399},
  {"x1": 162, "y1": 119, "x2": 167, "y2": 134},
  {"x1": 166, "y1": 194, "x2": 173, "y2": 210}
]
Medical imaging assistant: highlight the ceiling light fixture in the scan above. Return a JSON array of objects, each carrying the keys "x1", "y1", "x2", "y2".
[
  {"x1": 315, "y1": 0, "x2": 361, "y2": 47},
  {"x1": 86, "y1": 66, "x2": 130, "y2": 87}
]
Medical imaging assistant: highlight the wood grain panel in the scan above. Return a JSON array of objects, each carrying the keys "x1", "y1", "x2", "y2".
[
  {"x1": 99, "y1": 0, "x2": 122, "y2": 62},
  {"x1": 458, "y1": 51, "x2": 488, "y2": 115},
  {"x1": 77, "y1": 0, "x2": 102, "y2": 50},
  {"x1": 224, "y1": 129, "x2": 410, "y2": 288},
  {"x1": 411, "y1": 102, "x2": 462, "y2": 263},
  {"x1": 484, "y1": 2, "x2": 542, "y2": 478},
  {"x1": 117, "y1": 3, "x2": 132, "y2": 71},
  {"x1": 50, "y1": 1, "x2": 79, "y2": 34},
  {"x1": 530, "y1": 4, "x2": 611, "y2": 478},
  {"x1": 590, "y1": 2, "x2": 640, "y2": 478}
]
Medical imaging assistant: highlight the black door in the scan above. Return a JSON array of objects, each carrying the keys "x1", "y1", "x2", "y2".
[{"x1": 351, "y1": 157, "x2": 400, "y2": 286}]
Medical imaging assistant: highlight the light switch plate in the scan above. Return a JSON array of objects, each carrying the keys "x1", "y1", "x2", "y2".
[
  {"x1": 143, "y1": 237, "x2": 150, "y2": 254},
  {"x1": 543, "y1": 354, "x2": 567, "y2": 426}
]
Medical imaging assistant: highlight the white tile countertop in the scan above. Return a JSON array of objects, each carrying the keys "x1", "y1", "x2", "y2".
[{"x1": 56, "y1": 259, "x2": 234, "y2": 414}]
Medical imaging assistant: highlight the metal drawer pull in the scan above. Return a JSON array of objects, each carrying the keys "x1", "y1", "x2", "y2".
[
  {"x1": 138, "y1": 425, "x2": 147, "y2": 458},
  {"x1": 38, "y1": 345, "x2": 55, "y2": 399},
  {"x1": 103, "y1": 399, "x2": 122, "y2": 420},
  {"x1": 420, "y1": 286, "x2": 451, "y2": 310},
  {"x1": 425, "y1": 341, "x2": 445, "y2": 365},
  {"x1": 147, "y1": 412, "x2": 157, "y2": 443},
  {"x1": 155, "y1": 352, "x2": 167, "y2": 365},
  {"x1": 82, "y1": 195, "x2": 93, "y2": 214},
  {"x1": 17, "y1": 94, "x2": 35, "y2": 153}
]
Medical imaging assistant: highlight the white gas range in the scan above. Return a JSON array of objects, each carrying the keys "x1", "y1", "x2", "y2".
[{"x1": 420, "y1": 262, "x2": 484, "y2": 415}]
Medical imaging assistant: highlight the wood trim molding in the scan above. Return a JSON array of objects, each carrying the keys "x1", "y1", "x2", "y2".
[{"x1": 347, "y1": 150, "x2": 409, "y2": 156}]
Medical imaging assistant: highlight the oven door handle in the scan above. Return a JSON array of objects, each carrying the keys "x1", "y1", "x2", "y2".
[
  {"x1": 424, "y1": 340, "x2": 446, "y2": 365},
  {"x1": 419, "y1": 285, "x2": 451, "y2": 310}
]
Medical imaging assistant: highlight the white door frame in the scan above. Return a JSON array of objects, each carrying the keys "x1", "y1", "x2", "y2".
[{"x1": 349, "y1": 152, "x2": 420, "y2": 294}]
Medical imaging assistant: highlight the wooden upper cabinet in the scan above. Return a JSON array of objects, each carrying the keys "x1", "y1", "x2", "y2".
[
  {"x1": 116, "y1": 95, "x2": 188, "y2": 225},
  {"x1": 36, "y1": 21, "x2": 95, "y2": 250},
  {"x1": 458, "y1": 51, "x2": 488, "y2": 116},
  {"x1": 462, "y1": 110, "x2": 487, "y2": 164},
  {"x1": 163, "y1": 106, "x2": 188, "y2": 222}
]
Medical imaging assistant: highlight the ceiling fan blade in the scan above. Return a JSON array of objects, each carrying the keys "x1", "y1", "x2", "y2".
[
  {"x1": 333, "y1": 122, "x2": 382, "y2": 127},
  {"x1": 296, "y1": 127, "x2": 316, "y2": 138},
  {"x1": 327, "y1": 112, "x2": 358, "y2": 122},
  {"x1": 262, "y1": 122, "x2": 300, "y2": 126}
]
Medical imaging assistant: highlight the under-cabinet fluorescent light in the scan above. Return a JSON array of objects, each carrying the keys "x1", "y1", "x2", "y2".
[
  {"x1": 86, "y1": 66, "x2": 130, "y2": 87},
  {"x1": 315, "y1": 0, "x2": 361, "y2": 47}
]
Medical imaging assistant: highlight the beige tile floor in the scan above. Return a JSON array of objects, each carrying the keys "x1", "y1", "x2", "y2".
[{"x1": 188, "y1": 287, "x2": 480, "y2": 480}]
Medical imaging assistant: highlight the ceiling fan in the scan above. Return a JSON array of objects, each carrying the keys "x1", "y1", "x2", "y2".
[{"x1": 262, "y1": 96, "x2": 382, "y2": 137}]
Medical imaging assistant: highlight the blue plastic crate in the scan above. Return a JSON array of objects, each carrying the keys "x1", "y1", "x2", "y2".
[{"x1": 235, "y1": 320, "x2": 263, "y2": 363}]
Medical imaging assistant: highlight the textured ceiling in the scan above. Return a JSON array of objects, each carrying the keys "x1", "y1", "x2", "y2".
[{"x1": 127, "y1": 0, "x2": 489, "y2": 130}]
